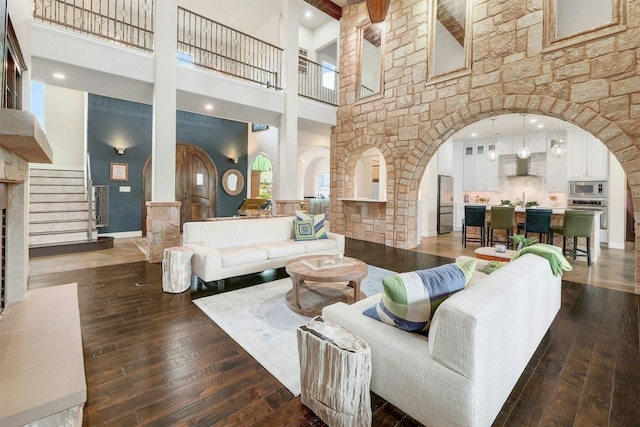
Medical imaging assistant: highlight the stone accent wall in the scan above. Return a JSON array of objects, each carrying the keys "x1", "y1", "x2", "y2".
[
  {"x1": 340, "y1": 200, "x2": 387, "y2": 244},
  {"x1": 331, "y1": 0, "x2": 640, "y2": 293},
  {"x1": 145, "y1": 201, "x2": 181, "y2": 263}
]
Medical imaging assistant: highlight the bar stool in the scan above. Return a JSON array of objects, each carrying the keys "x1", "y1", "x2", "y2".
[
  {"x1": 462, "y1": 205, "x2": 486, "y2": 248},
  {"x1": 517, "y1": 208, "x2": 553, "y2": 243},
  {"x1": 488, "y1": 206, "x2": 515, "y2": 248},
  {"x1": 550, "y1": 210, "x2": 594, "y2": 265}
]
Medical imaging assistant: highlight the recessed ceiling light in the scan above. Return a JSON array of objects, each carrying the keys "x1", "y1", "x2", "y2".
[
  {"x1": 529, "y1": 118, "x2": 537, "y2": 123},
  {"x1": 470, "y1": 132, "x2": 478, "y2": 137},
  {"x1": 305, "y1": 11, "x2": 312, "y2": 18},
  {"x1": 537, "y1": 124, "x2": 544, "y2": 128},
  {"x1": 53, "y1": 73, "x2": 66, "y2": 79},
  {"x1": 205, "y1": 104, "x2": 213, "y2": 110}
]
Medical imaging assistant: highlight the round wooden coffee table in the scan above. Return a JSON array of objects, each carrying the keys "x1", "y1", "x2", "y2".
[{"x1": 285, "y1": 255, "x2": 368, "y2": 317}]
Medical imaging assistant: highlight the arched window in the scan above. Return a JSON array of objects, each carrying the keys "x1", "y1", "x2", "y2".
[{"x1": 251, "y1": 154, "x2": 273, "y2": 199}]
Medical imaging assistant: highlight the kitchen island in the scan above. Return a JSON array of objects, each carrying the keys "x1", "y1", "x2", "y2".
[{"x1": 474, "y1": 206, "x2": 601, "y2": 263}]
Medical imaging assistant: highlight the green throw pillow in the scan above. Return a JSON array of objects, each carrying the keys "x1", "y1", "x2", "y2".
[{"x1": 455, "y1": 258, "x2": 477, "y2": 286}]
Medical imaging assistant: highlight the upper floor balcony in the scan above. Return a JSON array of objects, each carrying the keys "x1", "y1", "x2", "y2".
[{"x1": 31, "y1": 0, "x2": 339, "y2": 130}]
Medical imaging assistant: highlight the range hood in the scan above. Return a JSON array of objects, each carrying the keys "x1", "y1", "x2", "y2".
[
  {"x1": 505, "y1": 155, "x2": 541, "y2": 178},
  {"x1": 516, "y1": 156, "x2": 530, "y2": 176}
]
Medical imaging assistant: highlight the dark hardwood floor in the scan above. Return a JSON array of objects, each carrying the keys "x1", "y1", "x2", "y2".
[{"x1": 28, "y1": 238, "x2": 639, "y2": 426}]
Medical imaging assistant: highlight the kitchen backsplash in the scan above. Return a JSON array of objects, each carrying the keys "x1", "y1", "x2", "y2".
[{"x1": 464, "y1": 153, "x2": 567, "y2": 207}]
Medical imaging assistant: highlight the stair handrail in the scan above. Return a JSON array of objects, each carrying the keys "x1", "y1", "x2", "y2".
[{"x1": 86, "y1": 152, "x2": 93, "y2": 240}]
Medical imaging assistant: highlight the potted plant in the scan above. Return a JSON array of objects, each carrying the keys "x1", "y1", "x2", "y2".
[{"x1": 509, "y1": 234, "x2": 537, "y2": 251}]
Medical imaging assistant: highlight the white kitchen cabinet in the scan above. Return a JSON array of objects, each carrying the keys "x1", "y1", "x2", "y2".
[
  {"x1": 437, "y1": 139, "x2": 454, "y2": 174},
  {"x1": 462, "y1": 145, "x2": 476, "y2": 191},
  {"x1": 566, "y1": 131, "x2": 609, "y2": 180},
  {"x1": 454, "y1": 202, "x2": 465, "y2": 231},
  {"x1": 527, "y1": 135, "x2": 547, "y2": 153},
  {"x1": 461, "y1": 143, "x2": 498, "y2": 191},
  {"x1": 452, "y1": 142, "x2": 463, "y2": 202},
  {"x1": 546, "y1": 148, "x2": 567, "y2": 192},
  {"x1": 586, "y1": 134, "x2": 609, "y2": 179},
  {"x1": 485, "y1": 156, "x2": 499, "y2": 191},
  {"x1": 497, "y1": 138, "x2": 514, "y2": 154}
]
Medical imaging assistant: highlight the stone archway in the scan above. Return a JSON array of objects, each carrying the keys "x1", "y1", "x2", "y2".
[{"x1": 403, "y1": 95, "x2": 639, "y2": 293}]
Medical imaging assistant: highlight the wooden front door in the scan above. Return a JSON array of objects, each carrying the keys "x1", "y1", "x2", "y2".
[{"x1": 142, "y1": 143, "x2": 217, "y2": 232}]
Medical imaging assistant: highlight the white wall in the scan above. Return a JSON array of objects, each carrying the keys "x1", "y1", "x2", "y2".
[
  {"x1": 312, "y1": 20, "x2": 340, "y2": 61},
  {"x1": 303, "y1": 156, "x2": 330, "y2": 197},
  {"x1": 39, "y1": 85, "x2": 85, "y2": 167},
  {"x1": 420, "y1": 156, "x2": 438, "y2": 237},
  {"x1": 608, "y1": 153, "x2": 626, "y2": 249}
]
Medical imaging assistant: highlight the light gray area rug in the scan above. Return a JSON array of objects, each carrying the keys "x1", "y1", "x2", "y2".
[{"x1": 193, "y1": 265, "x2": 394, "y2": 396}]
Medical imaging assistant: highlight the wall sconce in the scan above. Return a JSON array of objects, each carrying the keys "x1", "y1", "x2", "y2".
[
  {"x1": 229, "y1": 157, "x2": 238, "y2": 164},
  {"x1": 115, "y1": 147, "x2": 126, "y2": 155}
]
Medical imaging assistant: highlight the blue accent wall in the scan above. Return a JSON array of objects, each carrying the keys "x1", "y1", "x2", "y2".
[{"x1": 87, "y1": 94, "x2": 248, "y2": 233}]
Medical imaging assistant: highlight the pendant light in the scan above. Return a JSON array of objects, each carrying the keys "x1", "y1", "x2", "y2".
[
  {"x1": 516, "y1": 113, "x2": 531, "y2": 159},
  {"x1": 550, "y1": 123, "x2": 567, "y2": 157},
  {"x1": 486, "y1": 118, "x2": 498, "y2": 161}
]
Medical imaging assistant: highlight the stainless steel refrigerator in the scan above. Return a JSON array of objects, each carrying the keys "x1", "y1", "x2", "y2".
[{"x1": 437, "y1": 175, "x2": 454, "y2": 234}]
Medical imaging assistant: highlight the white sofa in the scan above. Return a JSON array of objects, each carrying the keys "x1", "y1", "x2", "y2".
[
  {"x1": 182, "y1": 216, "x2": 345, "y2": 284},
  {"x1": 322, "y1": 253, "x2": 561, "y2": 427}
]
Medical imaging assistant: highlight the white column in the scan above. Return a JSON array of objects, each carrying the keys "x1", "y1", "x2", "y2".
[
  {"x1": 152, "y1": 0, "x2": 177, "y2": 202},
  {"x1": 277, "y1": 0, "x2": 299, "y2": 200}
]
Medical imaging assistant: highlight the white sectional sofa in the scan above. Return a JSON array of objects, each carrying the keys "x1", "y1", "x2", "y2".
[
  {"x1": 322, "y1": 253, "x2": 561, "y2": 427},
  {"x1": 182, "y1": 216, "x2": 345, "y2": 284}
]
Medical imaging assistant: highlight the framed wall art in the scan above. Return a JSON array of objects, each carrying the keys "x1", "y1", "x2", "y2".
[{"x1": 110, "y1": 162, "x2": 128, "y2": 181}]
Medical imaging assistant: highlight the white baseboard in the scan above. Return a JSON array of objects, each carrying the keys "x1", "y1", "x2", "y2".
[
  {"x1": 607, "y1": 242, "x2": 626, "y2": 250},
  {"x1": 99, "y1": 231, "x2": 143, "y2": 239}
]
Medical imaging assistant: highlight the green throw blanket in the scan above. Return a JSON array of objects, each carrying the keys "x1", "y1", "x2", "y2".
[{"x1": 511, "y1": 243, "x2": 572, "y2": 277}]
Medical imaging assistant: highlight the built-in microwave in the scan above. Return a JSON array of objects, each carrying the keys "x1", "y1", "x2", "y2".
[{"x1": 569, "y1": 181, "x2": 607, "y2": 198}]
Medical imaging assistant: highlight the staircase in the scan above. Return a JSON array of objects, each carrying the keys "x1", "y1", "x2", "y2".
[{"x1": 28, "y1": 167, "x2": 112, "y2": 257}]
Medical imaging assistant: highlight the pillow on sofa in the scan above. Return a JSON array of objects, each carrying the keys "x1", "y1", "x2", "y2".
[
  {"x1": 363, "y1": 259, "x2": 477, "y2": 333},
  {"x1": 295, "y1": 211, "x2": 327, "y2": 240},
  {"x1": 294, "y1": 219, "x2": 317, "y2": 241}
]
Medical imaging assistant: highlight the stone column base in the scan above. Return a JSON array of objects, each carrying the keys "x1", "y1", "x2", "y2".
[{"x1": 145, "y1": 201, "x2": 181, "y2": 263}]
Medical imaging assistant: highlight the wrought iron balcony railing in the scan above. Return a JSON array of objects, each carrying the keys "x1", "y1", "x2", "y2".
[
  {"x1": 33, "y1": 2, "x2": 338, "y2": 105},
  {"x1": 298, "y1": 57, "x2": 338, "y2": 106},
  {"x1": 177, "y1": 7, "x2": 282, "y2": 90},
  {"x1": 34, "y1": 0, "x2": 154, "y2": 51}
]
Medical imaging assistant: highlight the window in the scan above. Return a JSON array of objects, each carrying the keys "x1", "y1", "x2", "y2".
[
  {"x1": 30, "y1": 81, "x2": 46, "y2": 131},
  {"x1": 357, "y1": 21, "x2": 384, "y2": 100},
  {"x1": 322, "y1": 61, "x2": 336, "y2": 90},
  {"x1": 543, "y1": 0, "x2": 627, "y2": 50},
  {"x1": 427, "y1": 0, "x2": 471, "y2": 82}
]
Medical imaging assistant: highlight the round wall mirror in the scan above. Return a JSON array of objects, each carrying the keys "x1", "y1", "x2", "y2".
[{"x1": 222, "y1": 169, "x2": 245, "y2": 196}]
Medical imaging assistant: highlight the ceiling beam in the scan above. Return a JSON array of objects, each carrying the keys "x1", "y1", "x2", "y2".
[{"x1": 304, "y1": 0, "x2": 342, "y2": 20}]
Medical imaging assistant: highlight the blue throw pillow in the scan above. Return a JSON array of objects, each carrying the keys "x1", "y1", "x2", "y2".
[{"x1": 363, "y1": 259, "x2": 476, "y2": 333}]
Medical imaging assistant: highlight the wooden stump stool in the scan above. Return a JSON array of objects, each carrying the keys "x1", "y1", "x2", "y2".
[
  {"x1": 297, "y1": 316, "x2": 372, "y2": 427},
  {"x1": 162, "y1": 246, "x2": 193, "y2": 293}
]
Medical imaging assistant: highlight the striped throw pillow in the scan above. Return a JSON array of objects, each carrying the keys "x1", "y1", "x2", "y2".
[
  {"x1": 295, "y1": 211, "x2": 327, "y2": 239},
  {"x1": 363, "y1": 259, "x2": 476, "y2": 333}
]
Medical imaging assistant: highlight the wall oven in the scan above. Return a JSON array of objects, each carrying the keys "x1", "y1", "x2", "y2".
[{"x1": 569, "y1": 181, "x2": 607, "y2": 198}]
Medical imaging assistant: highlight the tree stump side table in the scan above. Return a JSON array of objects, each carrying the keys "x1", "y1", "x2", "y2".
[
  {"x1": 297, "y1": 316, "x2": 372, "y2": 427},
  {"x1": 162, "y1": 246, "x2": 194, "y2": 293}
]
